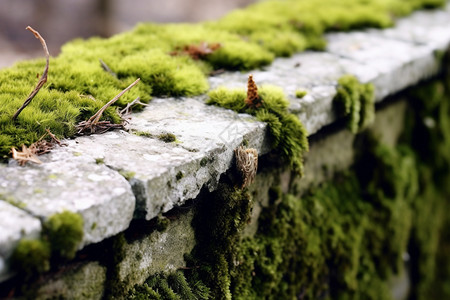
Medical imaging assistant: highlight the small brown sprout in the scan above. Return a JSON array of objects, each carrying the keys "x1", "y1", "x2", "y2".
[
  {"x1": 235, "y1": 146, "x2": 258, "y2": 188},
  {"x1": 245, "y1": 75, "x2": 263, "y2": 108}
]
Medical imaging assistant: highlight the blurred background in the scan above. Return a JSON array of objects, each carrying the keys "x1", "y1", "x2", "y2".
[{"x1": 0, "y1": 0, "x2": 256, "y2": 68}]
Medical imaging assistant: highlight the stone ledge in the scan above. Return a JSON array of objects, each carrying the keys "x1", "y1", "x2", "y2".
[{"x1": 0, "y1": 3, "x2": 449, "y2": 283}]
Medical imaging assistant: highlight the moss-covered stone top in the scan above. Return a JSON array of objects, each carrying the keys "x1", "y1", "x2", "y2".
[{"x1": 0, "y1": 0, "x2": 446, "y2": 157}]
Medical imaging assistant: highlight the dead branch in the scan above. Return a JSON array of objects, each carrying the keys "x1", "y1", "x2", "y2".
[
  {"x1": 77, "y1": 78, "x2": 140, "y2": 135},
  {"x1": 11, "y1": 145, "x2": 42, "y2": 166},
  {"x1": 32, "y1": 129, "x2": 66, "y2": 155},
  {"x1": 12, "y1": 26, "x2": 49, "y2": 121},
  {"x1": 119, "y1": 96, "x2": 148, "y2": 117},
  {"x1": 99, "y1": 59, "x2": 117, "y2": 77},
  {"x1": 10, "y1": 129, "x2": 66, "y2": 165}
]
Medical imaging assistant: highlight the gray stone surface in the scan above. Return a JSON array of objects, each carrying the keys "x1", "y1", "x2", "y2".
[
  {"x1": 35, "y1": 262, "x2": 107, "y2": 300},
  {"x1": 0, "y1": 201, "x2": 42, "y2": 281},
  {"x1": 0, "y1": 149, "x2": 135, "y2": 248},
  {"x1": 62, "y1": 98, "x2": 268, "y2": 220},
  {"x1": 117, "y1": 211, "x2": 195, "y2": 290}
]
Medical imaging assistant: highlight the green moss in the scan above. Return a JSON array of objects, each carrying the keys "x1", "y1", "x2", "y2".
[
  {"x1": 95, "y1": 158, "x2": 104, "y2": 164},
  {"x1": 129, "y1": 271, "x2": 210, "y2": 300},
  {"x1": 200, "y1": 158, "x2": 208, "y2": 167},
  {"x1": 155, "y1": 216, "x2": 170, "y2": 232},
  {"x1": 3, "y1": 195, "x2": 27, "y2": 209},
  {"x1": 208, "y1": 84, "x2": 308, "y2": 175},
  {"x1": 119, "y1": 170, "x2": 136, "y2": 180},
  {"x1": 0, "y1": 0, "x2": 444, "y2": 156},
  {"x1": 333, "y1": 74, "x2": 375, "y2": 133},
  {"x1": 133, "y1": 131, "x2": 154, "y2": 138},
  {"x1": 295, "y1": 89, "x2": 307, "y2": 98},
  {"x1": 187, "y1": 183, "x2": 252, "y2": 300},
  {"x1": 176, "y1": 171, "x2": 184, "y2": 181},
  {"x1": 401, "y1": 77, "x2": 450, "y2": 299},
  {"x1": 11, "y1": 239, "x2": 51, "y2": 277},
  {"x1": 91, "y1": 222, "x2": 97, "y2": 230},
  {"x1": 158, "y1": 133, "x2": 177, "y2": 143},
  {"x1": 44, "y1": 211, "x2": 84, "y2": 260}
]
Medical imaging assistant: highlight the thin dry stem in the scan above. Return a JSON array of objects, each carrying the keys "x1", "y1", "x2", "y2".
[
  {"x1": 10, "y1": 129, "x2": 66, "y2": 165},
  {"x1": 119, "y1": 97, "x2": 148, "y2": 117},
  {"x1": 77, "y1": 78, "x2": 140, "y2": 135},
  {"x1": 12, "y1": 26, "x2": 49, "y2": 121},
  {"x1": 99, "y1": 59, "x2": 117, "y2": 77}
]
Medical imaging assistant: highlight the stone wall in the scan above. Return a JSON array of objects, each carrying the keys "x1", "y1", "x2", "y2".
[{"x1": 1, "y1": 3, "x2": 450, "y2": 300}]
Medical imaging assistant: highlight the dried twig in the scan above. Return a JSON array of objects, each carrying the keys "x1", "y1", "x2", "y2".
[
  {"x1": 32, "y1": 129, "x2": 66, "y2": 155},
  {"x1": 119, "y1": 97, "x2": 148, "y2": 117},
  {"x1": 77, "y1": 78, "x2": 140, "y2": 135},
  {"x1": 10, "y1": 129, "x2": 66, "y2": 165},
  {"x1": 99, "y1": 59, "x2": 117, "y2": 77},
  {"x1": 12, "y1": 26, "x2": 49, "y2": 121},
  {"x1": 11, "y1": 145, "x2": 42, "y2": 166}
]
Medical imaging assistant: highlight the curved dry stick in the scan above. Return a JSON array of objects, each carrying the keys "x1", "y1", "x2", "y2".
[
  {"x1": 12, "y1": 26, "x2": 50, "y2": 121},
  {"x1": 89, "y1": 78, "x2": 141, "y2": 124}
]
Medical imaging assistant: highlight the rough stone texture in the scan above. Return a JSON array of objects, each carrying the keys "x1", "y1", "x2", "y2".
[
  {"x1": 0, "y1": 149, "x2": 135, "y2": 248},
  {"x1": 0, "y1": 201, "x2": 42, "y2": 282},
  {"x1": 34, "y1": 262, "x2": 106, "y2": 300},
  {"x1": 117, "y1": 210, "x2": 195, "y2": 289},
  {"x1": 63, "y1": 98, "x2": 268, "y2": 220}
]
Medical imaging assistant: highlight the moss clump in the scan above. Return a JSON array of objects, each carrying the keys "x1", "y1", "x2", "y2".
[
  {"x1": 208, "y1": 84, "x2": 308, "y2": 175},
  {"x1": 133, "y1": 131, "x2": 154, "y2": 138},
  {"x1": 176, "y1": 171, "x2": 184, "y2": 181},
  {"x1": 155, "y1": 216, "x2": 170, "y2": 232},
  {"x1": 44, "y1": 211, "x2": 84, "y2": 260},
  {"x1": 158, "y1": 133, "x2": 176, "y2": 143},
  {"x1": 333, "y1": 74, "x2": 375, "y2": 133},
  {"x1": 11, "y1": 239, "x2": 51, "y2": 277},
  {"x1": 186, "y1": 183, "x2": 252, "y2": 300},
  {"x1": 119, "y1": 170, "x2": 136, "y2": 180},
  {"x1": 295, "y1": 89, "x2": 307, "y2": 98},
  {"x1": 10, "y1": 211, "x2": 83, "y2": 279}
]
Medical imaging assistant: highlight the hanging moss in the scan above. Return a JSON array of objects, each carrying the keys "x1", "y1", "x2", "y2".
[
  {"x1": 128, "y1": 271, "x2": 210, "y2": 300},
  {"x1": 11, "y1": 239, "x2": 51, "y2": 278},
  {"x1": 333, "y1": 74, "x2": 375, "y2": 133},
  {"x1": 208, "y1": 84, "x2": 308, "y2": 175},
  {"x1": 10, "y1": 211, "x2": 83, "y2": 280},
  {"x1": 401, "y1": 77, "x2": 450, "y2": 299},
  {"x1": 44, "y1": 211, "x2": 84, "y2": 260}
]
